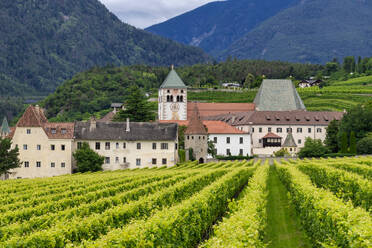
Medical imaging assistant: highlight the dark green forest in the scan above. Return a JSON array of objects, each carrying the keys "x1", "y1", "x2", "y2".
[
  {"x1": 0, "y1": 0, "x2": 208, "y2": 97},
  {"x1": 40, "y1": 60, "x2": 321, "y2": 122}
]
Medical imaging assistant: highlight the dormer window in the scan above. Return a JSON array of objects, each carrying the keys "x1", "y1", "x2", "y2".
[
  {"x1": 51, "y1": 128, "x2": 57, "y2": 134},
  {"x1": 61, "y1": 129, "x2": 66, "y2": 134}
]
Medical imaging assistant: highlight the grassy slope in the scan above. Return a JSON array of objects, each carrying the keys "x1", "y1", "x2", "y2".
[
  {"x1": 264, "y1": 166, "x2": 312, "y2": 248},
  {"x1": 189, "y1": 76, "x2": 372, "y2": 111}
]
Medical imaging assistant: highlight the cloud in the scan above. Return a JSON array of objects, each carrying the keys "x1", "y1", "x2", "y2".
[{"x1": 99, "y1": 0, "x2": 217, "y2": 29}]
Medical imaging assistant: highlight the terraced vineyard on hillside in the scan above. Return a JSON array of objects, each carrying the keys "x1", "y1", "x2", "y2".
[{"x1": 0, "y1": 157, "x2": 371, "y2": 247}]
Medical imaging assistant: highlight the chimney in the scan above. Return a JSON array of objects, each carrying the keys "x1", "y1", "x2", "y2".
[
  {"x1": 90, "y1": 117, "x2": 96, "y2": 132},
  {"x1": 126, "y1": 118, "x2": 130, "y2": 132},
  {"x1": 35, "y1": 105, "x2": 40, "y2": 112}
]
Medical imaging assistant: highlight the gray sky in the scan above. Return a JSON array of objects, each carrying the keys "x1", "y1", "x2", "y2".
[{"x1": 99, "y1": 0, "x2": 217, "y2": 29}]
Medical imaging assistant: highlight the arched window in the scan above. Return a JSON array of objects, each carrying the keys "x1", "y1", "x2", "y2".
[
  {"x1": 176, "y1": 96, "x2": 180, "y2": 102},
  {"x1": 167, "y1": 95, "x2": 170, "y2": 102},
  {"x1": 180, "y1": 96, "x2": 184, "y2": 102},
  {"x1": 170, "y1": 95, "x2": 174, "y2": 102}
]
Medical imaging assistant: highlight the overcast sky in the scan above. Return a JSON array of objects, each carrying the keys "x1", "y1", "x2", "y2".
[{"x1": 99, "y1": 0, "x2": 217, "y2": 29}]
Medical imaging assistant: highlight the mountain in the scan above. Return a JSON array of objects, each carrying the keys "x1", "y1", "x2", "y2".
[
  {"x1": 146, "y1": 0, "x2": 298, "y2": 56},
  {"x1": 147, "y1": 0, "x2": 372, "y2": 64},
  {"x1": 223, "y1": 0, "x2": 372, "y2": 63},
  {"x1": 0, "y1": 0, "x2": 209, "y2": 96}
]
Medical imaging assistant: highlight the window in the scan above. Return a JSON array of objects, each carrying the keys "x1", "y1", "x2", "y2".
[
  {"x1": 252, "y1": 128, "x2": 255, "y2": 133},
  {"x1": 259, "y1": 139, "x2": 262, "y2": 144},
  {"x1": 259, "y1": 127, "x2": 262, "y2": 133},
  {"x1": 116, "y1": 143, "x2": 119, "y2": 149},
  {"x1": 214, "y1": 137, "x2": 217, "y2": 143},
  {"x1": 199, "y1": 136, "x2": 201, "y2": 140},
  {"x1": 298, "y1": 139, "x2": 302, "y2": 144},
  {"x1": 51, "y1": 145, "x2": 55, "y2": 151},
  {"x1": 23, "y1": 144, "x2": 27, "y2": 150},
  {"x1": 36, "y1": 161, "x2": 41, "y2": 168},
  {"x1": 240, "y1": 137, "x2": 243, "y2": 144},
  {"x1": 26, "y1": 129, "x2": 31, "y2": 134},
  {"x1": 297, "y1": 128, "x2": 303, "y2": 133},
  {"x1": 167, "y1": 90, "x2": 170, "y2": 93},
  {"x1": 105, "y1": 157, "x2": 110, "y2": 164},
  {"x1": 61, "y1": 129, "x2": 66, "y2": 134},
  {"x1": 37, "y1": 145, "x2": 41, "y2": 150},
  {"x1": 192, "y1": 136, "x2": 194, "y2": 140},
  {"x1": 105, "y1": 142, "x2": 110, "y2": 150},
  {"x1": 51, "y1": 162, "x2": 55, "y2": 168},
  {"x1": 123, "y1": 143, "x2": 126, "y2": 149},
  {"x1": 239, "y1": 149, "x2": 243, "y2": 156},
  {"x1": 181, "y1": 90, "x2": 184, "y2": 93},
  {"x1": 51, "y1": 128, "x2": 57, "y2": 134},
  {"x1": 226, "y1": 137, "x2": 230, "y2": 144},
  {"x1": 136, "y1": 159, "x2": 141, "y2": 166},
  {"x1": 152, "y1": 158, "x2": 157, "y2": 165},
  {"x1": 123, "y1": 157, "x2": 127, "y2": 163},
  {"x1": 226, "y1": 149, "x2": 231, "y2": 156},
  {"x1": 137, "y1": 143, "x2": 141, "y2": 149},
  {"x1": 152, "y1": 143, "x2": 157, "y2": 150},
  {"x1": 268, "y1": 127, "x2": 272, "y2": 132},
  {"x1": 317, "y1": 128, "x2": 322, "y2": 133},
  {"x1": 61, "y1": 145, "x2": 65, "y2": 151},
  {"x1": 115, "y1": 157, "x2": 119, "y2": 163},
  {"x1": 61, "y1": 162, "x2": 66, "y2": 168},
  {"x1": 77, "y1": 142, "x2": 82, "y2": 149},
  {"x1": 24, "y1": 161, "x2": 29, "y2": 168},
  {"x1": 287, "y1": 128, "x2": 292, "y2": 133},
  {"x1": 175, "y1": 143, "x2": 178, "y2": 150},
  {"x1": 187, "y1": 136, "x2": 190, "y2": 140},
  {"x1": 308, "y1": 128, "x2": 312, "y2": 133},
  {"x1": 161, "y1": 143, "x2": 168, "y2": 150},
  {"x1": 162, "y1": 158, "x2": 167, "y2": 165},
  {"x1": 277, "y1": 128, "x2": 282, "y2": 133},
  {"x1": 95, "y1": 142, "x2": 100, "y2": 150}
]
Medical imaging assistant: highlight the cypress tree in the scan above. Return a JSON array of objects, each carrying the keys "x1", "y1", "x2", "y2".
[
  {"x1": 349, "y1": 131, "x2": 357, "y2": 154},
  {"x1": 340, "y1": 132, "x2": 348, "y2": 153}
]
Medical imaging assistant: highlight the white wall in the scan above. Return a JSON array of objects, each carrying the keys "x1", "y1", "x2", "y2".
[
  {"x1": 10, "y1": 127, "x2": 73, "y2": 179},
  {"x1": 158, "y1": 88, "x2": 187, "y2": 120},
  {"x1": 208, "y1": 133, "x2": 251, "y2": 158},
  {"x1": 74, "y1": 140, "x2": 178, "y2": 170}
]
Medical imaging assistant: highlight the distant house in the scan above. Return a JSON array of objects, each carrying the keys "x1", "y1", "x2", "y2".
[
  {"x1": 298, "y1": 79, "x2": 322, "y2": 88},
  {"x1": 222, "y1": 83, "x2": 241, "y2": 88}
]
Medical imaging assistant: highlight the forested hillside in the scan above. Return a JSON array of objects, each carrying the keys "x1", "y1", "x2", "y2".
[
  {"x1": 148, "y1": 0, "x2": 372, "y2": 64},
  {"x1": 147, "y1": 0, "x2": 298, "y2": 56},
  {"x1": 41, "y1": 60, "x2": 321, "y2": 122},
  {"x1": 0, "y1": 0, "x2": 209, "y2": 96}
]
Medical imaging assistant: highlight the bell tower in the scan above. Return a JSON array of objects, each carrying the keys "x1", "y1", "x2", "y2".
[{"x1": 158, "y1": 66, "x2": 187, "y2": 121}]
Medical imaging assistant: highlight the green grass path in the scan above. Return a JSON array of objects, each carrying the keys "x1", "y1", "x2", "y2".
[{"x1": 265, "y1": 166, "x2": 312, "y2": 248}]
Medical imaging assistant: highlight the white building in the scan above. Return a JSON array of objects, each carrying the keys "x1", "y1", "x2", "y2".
[{"x1": 204, "y1": 121, "x2": 251, "y2": 158}]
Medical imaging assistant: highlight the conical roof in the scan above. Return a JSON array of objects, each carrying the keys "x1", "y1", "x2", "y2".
[
  {"x1": 160, "y1": 68, "x2": 187, "y2": 89},
  {"x1": 185, "y1": 107, "x2": 207, "y2": 135},
  {"x1": 254, "y1": 79, "x2": 306, "y2": 111},
  {"x1": 1, "y1": 117, "x2": 10, "y2": 135},
  {"x1": 283, "y1": 132, "x2": 297, "y2": 147}
]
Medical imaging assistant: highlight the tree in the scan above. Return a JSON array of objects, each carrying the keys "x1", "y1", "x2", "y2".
[
  {"x1": 340, "y1": 132, "x2": 349, "y2": 153},
  {"x1": 0, "y1": 138, "x2": 22, "y2": 176},
  {"x1": 178, "y1": 125, "x2": 187, "y2": 149},
  {"x1": 113, "y1": 85, "x2": 155, "y2": 122},
  {"x1": 298, "y1": 138, "x2": 329, "y2": 158},
  {"x1": 343, "y1": 56, "x2": 356, "y2": 73},
  {"x1": 349, "y1": 131, "x2": 357, "y2": 154},
  {"x1": 325, "y1": 120, "x2": 340, "y2": 153},
  {"x1": 243, "y1": 73, "x2": 255, "y2": 88},
  {"x1": 274, "y1": 148, "x2": 290, "y2": 158},
  {"x1": 357, "y1": 136, "x2": 372, "y2": 154},
  {"x1": 73, "y1": 142, "x2": 104, "y2": 173},
  {"x1": 207, "y1": 140, "x2": 217, "y2": 158}
]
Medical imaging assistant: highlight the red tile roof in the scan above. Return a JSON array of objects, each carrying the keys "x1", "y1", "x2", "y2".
[
  {"x1": 203, "y1": 121, "x2": 246, "y2": 134},
  {"x1": 5, "y1": 127, "x2": 15, "y2": 139},
  {"x1": 263, "y1": 132, "x2": 282, "y2": 139},
  {"x1": 99, "y1": 111, "x2": 116, "y2": 122},
  {"x1": 14, "y1": 105, "x2": 74, "y2": 139},
  {"x1": 188, "y1": 102, "x2": 255, "y2": 119},
  {"x1": 159, "y1": 120, "x2": 246, "y2": 134},
  {"x1": 16, "y1": 105, "x2": 48, "y2": 127}
]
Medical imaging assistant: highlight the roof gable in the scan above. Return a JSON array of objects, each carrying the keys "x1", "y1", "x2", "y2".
[
  {"x1": 160, "y1": 69, "x2": 187, "y2": 89},
  {"x1": 254, "y1": 79, "x2": 306, "y2": 111},
  {"x1": 16, "y1": 105, "x2": 48, "y2": 127},
  {"x1": 185, "y1": 107, "x2": 207, "y2": 135}
]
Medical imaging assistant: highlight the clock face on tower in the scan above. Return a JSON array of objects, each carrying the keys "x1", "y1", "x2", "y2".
[{"x1": 170, "y1": 103, "x2": 180, "y2": 112}]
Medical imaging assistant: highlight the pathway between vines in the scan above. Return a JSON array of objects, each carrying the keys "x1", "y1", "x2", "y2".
[{"x1": 265, "y1": 166, "x2": 312, "y2": 248}]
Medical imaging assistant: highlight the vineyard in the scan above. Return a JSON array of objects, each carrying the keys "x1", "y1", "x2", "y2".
[{"x1": 0, "y1": 157, "x2": 371, "y2": 247}]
